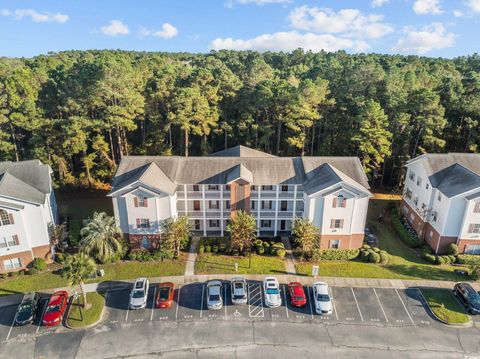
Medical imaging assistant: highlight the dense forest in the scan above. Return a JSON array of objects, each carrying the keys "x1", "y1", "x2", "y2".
[{"x1": 0, "y1": 49, "x2": 479, "y2": 190}]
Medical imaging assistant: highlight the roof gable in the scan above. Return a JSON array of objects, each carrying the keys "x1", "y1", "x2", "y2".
[
  {"x1": 209, "y1": 145, "x2": 276, "y2": 158},
  {"x1": 0, "y1": 172, "x2": 46, "y2": 204}
]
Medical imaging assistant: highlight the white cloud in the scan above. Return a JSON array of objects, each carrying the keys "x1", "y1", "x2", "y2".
[
  {"x1": 100, "y1": 20, "x2": 129, "y2": 36},
  {"x1": 140, "y1": 23, "x2": 178, "y2": 39},
  {"x1": 211, "y1": 31, "x2": 370, "y2": 53},
  {"x1": 413, "y1": 0, "x2": 443, "y2": 15},
  {"x1": 392, "y1": 23, "x2": 455, "y2": 54},
  {"x1": 371, "y1": 0, "x2": 389, "y2": 8},
  {"x1": 453, "y1": 10, "x2": 464, "y2": 17},
  {"x1": 466, "y1": 0, "x2": 480, "y2": 12},
  {"x1": 288, "y1": 6, "x2": 393, "y2": 39},
  {"x1": 1, "y1": 8, "x2": 68, "y2": 23}
]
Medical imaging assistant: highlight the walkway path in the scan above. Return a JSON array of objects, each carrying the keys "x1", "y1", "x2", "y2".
[
  {"x1": 184, "y1": 236, "x2": 200, "y2": 276},
  {"x1": 281, "y1": 236, "x2": 296, "y2": 275}
]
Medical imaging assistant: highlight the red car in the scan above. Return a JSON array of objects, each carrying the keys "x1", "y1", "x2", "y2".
[
  {"x1": 42, "y1": 290, "x2": 68, "y2": 326},
  {"x1": 288, "y1": 282, "x2": 307, "y2": 307},
  {"x1": 155, "y1": 282, "x2": 175, "y2": 308}
]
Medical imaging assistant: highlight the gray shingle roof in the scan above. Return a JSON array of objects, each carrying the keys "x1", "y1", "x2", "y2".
[
  {"x1": 226, "y1": 164, "x2": 254, "y2": 184},
  {"x1": 408, "y1": 153, "x2": 480, "y2": 198},
  {"x1": 0, "y1": 160, "x2": 51, "y2": 204},
  {"x1": 209, "y1": 145, "x2": 277, "y2": 158},
  {"x1": 110, "y1": 147, "x2": 370, "y2": 196}
]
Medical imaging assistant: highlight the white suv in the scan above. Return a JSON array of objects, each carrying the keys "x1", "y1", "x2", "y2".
[
  {"x1": 129, "y1": 277, "x2": 149, "y2": 309},
  {"x1": 313, "y1": 282, "x2": 333, "y2": 315},
  {"x1": 263, "y1": 277, "x2": 281, "y2": 308}
]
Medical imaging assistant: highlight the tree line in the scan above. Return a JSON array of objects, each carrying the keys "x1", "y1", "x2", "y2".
[{"x1": 0, "y1": 49, "x2": 479, "y2": 189}]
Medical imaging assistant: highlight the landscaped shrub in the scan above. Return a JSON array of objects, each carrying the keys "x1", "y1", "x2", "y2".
[
  {"x1": 232, "y1": 249, "x2": 240, "y2": 256},
  {"x1": 362, "y1": 244, "x2": 371, "y2": 250},
  {"x1": 442, "y1": 255, "x2": 451, "y2": 264},
  {"x1": 379, "y1": 251, "x2": 389, "y2": 265},
  {"x1": 31, "y1": 258, "x2": 47, "y2": 271},
  {"x1": 446, "y1": 243, "x2": 459, "y2": 255},
  {"x1": 456, "y1": 254, "x2": 480, "y2": 266},
  {"x1": 373, "y1": 247, "x2": 381, "y2": 253},
  {"x1": 421, "y1": 245, "x2": 434, "y2": 259},
  {"x1": 312, "y1": 249, "x2": 360, "y2": 261},
  {"x1": 276, "y1": 249, "x2": 286, "y2": 259},
  {"x1": 256, "y1": 246, "x2": 265, "y2": 255},
  {"x1": 212, "y1": 245, "x2": 219, "y2": 254},
  {"x1": 263, "y1": 241, "x2": 270, "y2": 250},
  {"x1": 391, "y1": 212, "x2": 423, "y2": 248},
  {"x1": 368, "y1": 251, "x2": 381, "y2": 263},
  {"x1": 360, "y1": 250, "x2": 370, "y2": 262},
  {"x1": 204, "y1": 245, "x2": 211, "y2": 253},
  {"x1": 254, "y1": 239, "x2": 263, "y2": 247},
  {"x1": 470, "y1": 266, "x2": 480, "y2": 281},
  {"x1": 424, "y1": 254, "x2": 436, "y2": 264},
  {"x1": 27, "y1": 268, "x2": 38, "y2": 275},
  {"x1": 435, "y1": 256, "x2": 445, "y2": 265},
  {"x1": 219, "y1": 243, "x2": 227, "y2": 253},
  {"x1": 198, "y1": 245, "x2": 205, "y2": 254},
  {"x1": 448, "y1": 255, "x2": 456, "y2": 264}
]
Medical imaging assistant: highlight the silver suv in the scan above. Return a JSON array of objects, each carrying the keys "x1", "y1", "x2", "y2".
[
  {"x1": 129, "y1": 277, "x2": 149, "y2": 309},
  {"x1": 206, "y1": 280, "x2": 223, "y2": 310},
  {"x1": 230, "y1": 277, "x2": 248, "y2": 305}
]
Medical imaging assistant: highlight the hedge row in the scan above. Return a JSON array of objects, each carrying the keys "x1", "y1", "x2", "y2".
[
  {"x1": 128, "y1": 248, "x2": 174, "y2": 261},
  {"x1": 311, "y1": 249, "x2": 360, "y2": 261},
  {"x1": 359, "y1": 245, "x2": 390, "y2": 264},
  {"x1": 391, "y1": 213, "x2": 424, "y2": 248},
  {"x1": 456, "y1": 254, "x2": 480, "y2": 266}
]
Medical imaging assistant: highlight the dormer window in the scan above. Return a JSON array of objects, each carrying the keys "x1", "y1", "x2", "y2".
[
  {"x1": 333, "y1": 195, "x2": 347, "y2": 208},
  {"x1": 0, "y1": 210, "x2": 14, "y2": 226},
  {"x1": 134, "y1": 196, "x2": 148, "y2": 208}
]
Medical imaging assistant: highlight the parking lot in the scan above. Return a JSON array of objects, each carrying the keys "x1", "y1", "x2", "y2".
[
  {"x1": 100, "y1": 281, "x2": 435, "y2": 328},
  {"x1": 0, "y1": 281, "x2": 439, "y2": 343}
]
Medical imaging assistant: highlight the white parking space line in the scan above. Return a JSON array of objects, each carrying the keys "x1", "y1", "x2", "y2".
[
  {"x1": 175, "y1": 286, "x2": 181, "y2": 320},
  {"x1": 395, "y1": 289, "x2": 414, "y2": 324},
  {"x1": 224, "y1": 284, "x2": 227, "y2": 318},
  {"x1": 373, "y1": 288, "x2": 388, "y2": 322},
  {"x1": 36, "y1": 300, "x2": 48, "y2": 334},
  {"x1": 150, "y1": 286, "x2": 157, "y2": 321},
  {"x1": 308, "y1": 287, "x2": 314, "y2": 318},
  {"x1": 248, "y1": 283, "x2": 264, "y2": 318},
  {"x1": 351, "y1": 288, "x2": 364, "y2": 322},
  {"x1": 125, "y1": 301, "x2": 130, "y2": 321},
  {"x1": 6, "y1": 310, "x2": 17, "y2": 341},
  {"x1": 283, "y1": 285, "x2": 289, "y2": 318},
  {"x1": 330, "y1": 287, "x2": 339, "y2": 321},
  {"x1": 200, "y1": 284, "x2": 205, "y2": 318}
]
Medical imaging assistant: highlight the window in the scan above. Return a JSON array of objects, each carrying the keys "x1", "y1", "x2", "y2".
[
  {"x1": 194, "y1": 220, "x2": 201, "y2": 230},
  {"x1": 225, "y1": 200, "x2": 230, "y2": 209},
  {"x1": 437, "y1": 193, "x2": 442, "y2": 202},
  {"x1": 4, "y1": 258, "x2": 21, "y2": 270},
  {"x1": 262, "y1": 185, "x2": 273, "y2": 191},
  {"x1": 251, "y1": 200, "x2": 256, "y2": 210},
  {"x1": 474, "y1": 203, "x2": 480, "y2": 214},
  {"x1": 330, "y1": 219, "x2": 344, "y2": 229},
  {"x1": 0, "y1": 235, "x2": 19, "y2": 248},
  {"x1": 413, "y1": 196, "x2": 419, "y2": 206},
  {"x1": 280, "y1": 201, "x2": 288, "y2": 211},
  {"x1": 408, "y1": 171, "x2": 415, "y2": 181},
  {"x1": 465, "y1": 245, "x2": 480, "y2": 255},
  {"x1": 432, "y1": 211, "x2": 437, "y2": 222},
  {"x1": 251, "y1": 185, "x2": 256, "y2": 191},
  {"x1": 141, "y1": 236, "x2": 151, "y2": 249},
  {"x1": 280, "y1": 220, "x2": 286, "y2": 230},
  {"x1": 193, "y1": 200, "x2": 201, "y2": 211},
  {"x1": 209, "y1": 220, "x2": 220, "y2": 228},
  {"x1": 225, "y1": 185, "x2": 230, "y2": 191},
  {"x1": 262, "y1": 201, "x2": 273, "y2": 210},
  {"x1": 421, "y1": 203, "x2": 426, "y2": 210},
  {"x1": 468, "y1": 224, "x2": 480, "y2": 234},
  {"x1": 281, "y1": 185, "x2": 288, "y2": 192},
  {"x1": 0, "y1": 210, "x2": 13, "y2": 226},
  {"x1": 329, "y1": 240, "x2": 340, "y2": 249},
  {"x1": 426, "y1": 183, "x2": 430, "y2": 190},
  {"x1": 136, "y1": 218, "x2": 150, "y2": 229},
  {"x1": 404, "y1": 188, "x2": 412, "y2": 200},
  {"x1": 333, "y1": 195, "x2": 346, "y2": 208},
  {"x1": 208, "y1": 185, "x2": 219, "y2": 191},
  {"x1": 193, "y1": 185, "x2": 200, "y2": 192},
  {"x1": 134, "y1": 196, "x2": 148, "y2": 207},
  {"x1": 427, "y1": 230, "x2": 433, "y2": 241},
  {"x1": 209, "y1": 200, "x2": 220, "y2": 210},
  {"x1": 416, "y1": 177, "x2": 422, "y2": 187},
  {"x1": 261, "y1": 220, "x2": 272, "y2": 228}
]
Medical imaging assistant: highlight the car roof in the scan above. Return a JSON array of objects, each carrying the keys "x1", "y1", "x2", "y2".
[
  {"x1": 158, "y1": 282, "x2": 174, "y2": 288},
  {"x1": 314, "y1": 282, "x2": 328, "y2": 291},
  {"x1": 207, "y1": 280, "x2": 222, "y2": 286},
  {"x1": 208, "y1": 285, "x2": 221, "y2": 295},
  {"x1": 49, "y1": 295, "x2": 64, "y2": 306},
  {"x1": 134, "y1": 278, "x2": 147, "y2": 288},
  {"x1": 459, "y1": 282, "x2": 478, "y2": 295},
  {"x1": 291, "y1": 285, "x2": 305, "y2": 296},
  {"x1": 231, "y1": 277, "x2": 246, "y2": 283},
  {"x1": 22, "y1": 292, "x2": 37, "y2": 302}
]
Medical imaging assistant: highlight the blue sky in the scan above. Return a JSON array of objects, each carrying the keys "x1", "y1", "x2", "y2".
[{"x1": 0, "y1": 0, "x2": 479, "y2": 58}]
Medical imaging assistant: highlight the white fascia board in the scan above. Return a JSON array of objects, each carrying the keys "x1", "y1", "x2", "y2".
[
  {"x1": 307, "y1": 182, "x2": 371, "y2": 199},
  {"x1": 0, "y1": 194, "x2": 42, "y2": 207},
  {"x1": 110, "y1": 181, "x2": 169, "y2": 198}
]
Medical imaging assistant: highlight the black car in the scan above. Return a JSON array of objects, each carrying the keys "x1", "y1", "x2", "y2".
[
  {"x1": 453, "y1": 283, "x2": 480, "y2": 314},
  {"x1": 15, "y1": 292, "x2": 40, "y2": 326}
]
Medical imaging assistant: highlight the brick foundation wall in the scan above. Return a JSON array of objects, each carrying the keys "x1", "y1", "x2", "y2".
[
  {"x1": 0, "y1": 250, "x2": 34, "y2": 273},
  {"x1": 128, "y1": 234, "x2": 162, "y2": 250},
  {"x1": 457, "y1": 239, "x2": 480, "y2": 254},
  {"x1": 319, "y1": 233, "x2": 364, "y2": 250},
  {"x1": 32, "y1": 244, "x2": 52, "y2": 263}
]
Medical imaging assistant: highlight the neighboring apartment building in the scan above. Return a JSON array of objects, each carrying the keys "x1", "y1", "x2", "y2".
[
  {"x1": 109, "y1": 145, "x2": 372, "y2": 251},
  {"x1": 401, "y1": 153, "x2": 480, "y2": 254},
  {"x1": 0, "y1": 160, "x2": 57, "y2": 273}
]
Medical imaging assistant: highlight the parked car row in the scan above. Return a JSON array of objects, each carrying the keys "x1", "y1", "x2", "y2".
[{"x1": 14, "y1": 290, "x2": 69, "y2": 327}]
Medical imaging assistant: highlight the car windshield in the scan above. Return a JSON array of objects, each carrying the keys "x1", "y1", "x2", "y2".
[
  {"x1": 317, "y1": 294, "x2": 330, "y2": 302},
  {"x1": 46, "y1": 304, "x2": 60, "y2": 313},
  {"x1": 209, "y1": 294, "x2": 220, "y2": 301},
  {"x1": 132, "y1": 290, "x2": 145, "y2": 299},
  {"x1": 19, "y1": 302, "x2": 32, "y2": 312},
  {"x1": 233, "y1": 294, "x2": 246, "y2": 300},
  {"x1": 234, "y1": 282, "x2": 244, "y2": 290},
  {"x1": 266, "y1": 288, "x2": 279, "y2": 295},
  {"x1": 468, "y1": 293, "x2": 480, "y2": 304},
  {"x1": 159, "y1": 288, "x2": 170, "y2": 301}
]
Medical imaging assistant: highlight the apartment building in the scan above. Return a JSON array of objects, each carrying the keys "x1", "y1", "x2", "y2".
[
  {"x1": 108, "y1": 145, "x2": 372, "y2": 250},
  {"x1": 401, "y1": 153, "x2": 480, "y2": 254},
  {"x1": 0, "y1": 160, "x2": 57, "y2": 273}
]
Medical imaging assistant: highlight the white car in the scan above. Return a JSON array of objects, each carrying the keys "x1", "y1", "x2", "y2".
[
  {"x1": 263, "y1": 277, "x2": 281, "y2": 308},
  {"x1": 231, "y1": 277, "x2": 248, "y2": 305},
  {"x1": 129, "y1": 277, "x2": 149, "y2": 309},
  {"x1": 206, "y1": 280, "x2": 223, "y2": 310},
  {"x1": 313, "y1": 282, "x2": 333, "y2": 315}
]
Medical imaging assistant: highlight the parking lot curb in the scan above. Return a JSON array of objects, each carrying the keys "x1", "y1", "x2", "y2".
[{"x1": 416, "y1": 289, "x2": 473, "y2": 328}]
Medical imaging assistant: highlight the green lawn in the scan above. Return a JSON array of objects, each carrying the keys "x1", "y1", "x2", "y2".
[
  {"x1": 295, "y1": 200, "x2": 468, "y2": 281},
  {"x1": 195, "y1": 253, "x2": 286, "y2": 275},
  {"x1": 0, "y1": 257, "x2": 186, "y2": 297},
  {"x1": 67, "y1": 291, "x2": 105, "y2": 328},
  {"x1": 420, "y1": 288, "x2": 470, "y2": 324}
]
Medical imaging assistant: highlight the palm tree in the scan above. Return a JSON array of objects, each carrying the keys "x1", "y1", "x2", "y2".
[
  {"x1": 80, "y1": 212, "x2": 123, "y2": 263},
  {"x1": 291, "y1": 218, "x2": 319, "y2": 260},
  {"x1": 162, "y1": 216, "x2": 192, "y2": 258},
  {"x1": 226, "y1": 210, "x2": 257, "y2": 253},
  {"x1": 62, "y1": 253, "x2": 96, "y2": 308}
]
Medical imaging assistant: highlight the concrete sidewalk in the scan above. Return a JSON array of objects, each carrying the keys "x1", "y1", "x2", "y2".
[{"x1": 1, "y1": 274, "x2": 476, "y2": 308}]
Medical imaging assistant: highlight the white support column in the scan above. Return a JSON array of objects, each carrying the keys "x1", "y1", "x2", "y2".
[
  {"x1": 292, "y1": 185, "x2": 297, "y2": 221},
  {"x1": 257, "y1": 186, "x2": 261, "y2": 235},
  {"x1": 274, "y1": 185, "x2": 279, "y2": 236},
  {"x1": 183, "y1": 184, "x2": 188, "y2": 216},
  {"x1": 220, "y1": 185, "x2": 224, "y2": 237},
  {"x1": 202, "y1": 185, "x2": 207, "y2": 237}
]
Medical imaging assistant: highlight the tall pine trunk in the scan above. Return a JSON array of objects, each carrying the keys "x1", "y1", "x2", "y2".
[
  {"x1": 184, "y1": 129, "x2": 189, "y2": 157},
  {"x1": 9, "y1": 122, "x2": 19, "y2": 162}
]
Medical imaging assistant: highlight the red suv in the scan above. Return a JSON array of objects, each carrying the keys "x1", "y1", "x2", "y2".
[
  {"x1": 288, "y1": 282, "x2": 307, "y2": 307},
  {"x1": 42, "y1": 291, "x2": 68, "y2": 326}
]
